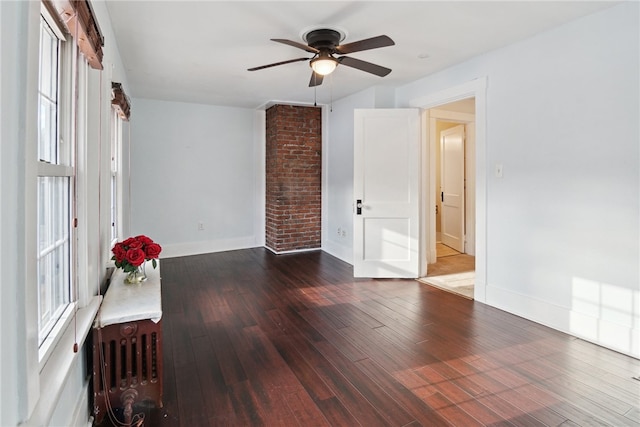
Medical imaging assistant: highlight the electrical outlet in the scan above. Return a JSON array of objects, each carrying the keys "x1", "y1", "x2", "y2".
[
  {"x1": 337, "y1": 227, "x2": 342, "y2": 236},
  {"x1": 198, "y1": 221, "x2": 204, "y2": 231}
]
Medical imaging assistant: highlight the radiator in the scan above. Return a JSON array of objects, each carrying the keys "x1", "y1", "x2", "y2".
[{"x1": 92, "y1": 319, "x2": 163, "y2": 425}]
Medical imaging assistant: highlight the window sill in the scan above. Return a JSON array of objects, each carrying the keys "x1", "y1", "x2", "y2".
[
  {"x1": 27, "y1": 295, "x2": 101, "y2": 426},
  {"x1": 38, "y1": 303, "x2": 76, "y2": 369}
]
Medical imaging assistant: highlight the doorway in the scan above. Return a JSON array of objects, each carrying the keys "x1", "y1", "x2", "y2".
[
  {"x1": 420, "y1": 98, "x2": 476, "y2": 299},
  {"x1": 408, "y1": 77, "x2": 486, "y2": 301}
]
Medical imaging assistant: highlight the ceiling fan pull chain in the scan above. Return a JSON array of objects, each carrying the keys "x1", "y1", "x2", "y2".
[{"x1": 330, "y1": 73, "x2": 333, "y2": 112}]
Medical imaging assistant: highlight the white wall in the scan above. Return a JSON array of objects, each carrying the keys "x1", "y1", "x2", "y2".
[
  {"x1": 394, "y1": 2, "x2": 639, "y2": 357},
  {"x1": 130, "y1": 99, "x2": 264, "y2": 258},
  {"x1": 323, "y1": 86, "x2": 395, "y2": 263},
  {"x1": 0, "y1": 3, "x2": 26, "y2": 425}
]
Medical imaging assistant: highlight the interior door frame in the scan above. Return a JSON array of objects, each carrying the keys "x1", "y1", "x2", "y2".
[
  {"x1": 438, "y1": 122, "x2": 469, "y2": 252},
  {"x1": 409, "y1": 77, "x2": 487, "y2": 303},
  {"x1": 433, "y1": 114, "x2": 475, "y2": 257}
]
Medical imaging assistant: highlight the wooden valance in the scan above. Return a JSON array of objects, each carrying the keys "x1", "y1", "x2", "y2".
[
  {"x1": 111, "y1": 82, "x2": 131, "y2": 121},
  {"x1": 46, "y1": 0, "x2": 104, "y2": 70}
]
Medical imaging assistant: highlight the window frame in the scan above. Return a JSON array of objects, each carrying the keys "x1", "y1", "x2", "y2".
[
  {"x1": 16, "y1": 2, "x2": 105, "y2": 423},
  {"x1": 36, "y1": 4, "x2": 76, "y2": 364},
  {"x1": 110, "y1": 108, "x2": 122, "y2": 246}
]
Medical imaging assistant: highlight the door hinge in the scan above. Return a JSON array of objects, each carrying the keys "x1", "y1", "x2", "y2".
[{"x1": 74, "y1": 218, "x2": 78, "y2": 227}]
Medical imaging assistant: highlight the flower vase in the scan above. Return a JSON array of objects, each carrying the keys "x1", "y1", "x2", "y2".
[{"x1": 124, "y1": 263, "x2": 147, "y2": 284}]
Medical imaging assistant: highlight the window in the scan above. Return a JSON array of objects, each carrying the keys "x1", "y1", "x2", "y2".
[
  {"x1": 110, "y1": 81, "x2": 130, "y2": 248},
  {"x1": 110, "y1": 109, "x2": 121, "y2": 243},
  {"x1": 37, "y1": 13, "x2": 73, "y2": 347}
]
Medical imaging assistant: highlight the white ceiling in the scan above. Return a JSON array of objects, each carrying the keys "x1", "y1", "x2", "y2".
[{"x1": 104, "y1": 1, "x2": 618, "y2": 109}]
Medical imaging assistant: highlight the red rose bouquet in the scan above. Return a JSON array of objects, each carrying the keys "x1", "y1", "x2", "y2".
[{"x1": 111, "y1": 235, "x2": 162, "y2": 274}]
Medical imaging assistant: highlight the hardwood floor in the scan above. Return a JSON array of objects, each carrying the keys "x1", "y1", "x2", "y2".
[
  {"x1": 427, "y1": 249, "x2": 475, "y2": 277},
  {"x1": 97, "y1": 248, "x2": 640, "y2": 426}
]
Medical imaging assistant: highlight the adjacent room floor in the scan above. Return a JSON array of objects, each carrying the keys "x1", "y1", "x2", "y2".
[
  {"x1": 427, "y1": 243, "x2": 476, "y2": 277},
  {"x1": 418, "y1": 243, "x2": 476, "y2": 299}
]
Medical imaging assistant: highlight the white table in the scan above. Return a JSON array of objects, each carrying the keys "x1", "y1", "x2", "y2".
[
  {"x1": 92, "y1": 260, "x2": 164, "y2": 424},
  {"x1": 95, "y1": 260, "x2": 162, "y2": 327}
]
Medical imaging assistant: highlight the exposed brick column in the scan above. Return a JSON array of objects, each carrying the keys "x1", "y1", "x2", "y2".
[{"x1": 265, "y1": 104, "x2": 321, "y2": 253}]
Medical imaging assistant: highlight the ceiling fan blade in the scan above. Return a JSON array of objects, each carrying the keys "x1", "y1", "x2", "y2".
[
  {"x1": 247, "y1": 57, "x2": 309, "y2": 71},
  {"x1": 338, "y1": 56, "x2": 392, "y2": 77},
  {"x1": 309, "y1": 71, "x2": 324, "y2": 87},
  {"x1": 271, "y1": 38, "x2": 319, "y2": 54},
  {"x1": 335, "y1": 35, "x2": 394, "y2": 54}
]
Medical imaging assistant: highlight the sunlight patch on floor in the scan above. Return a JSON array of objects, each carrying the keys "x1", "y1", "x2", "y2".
[{"x1": 418, "y1": 271, "x2": 475, "y2": 299}]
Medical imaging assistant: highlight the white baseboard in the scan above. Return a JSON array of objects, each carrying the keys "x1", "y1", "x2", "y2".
[
  {"x1": 322, "y1": 240, "x2": 353, "y2": 265},
  {"x1": 264, "y1": 246, "x2": 321, "y2": 255},
  {"x1": 486, "y1": 284, "x2": 639, "y2": 359},
  {"x1": 160, "y1": 236, "x2": 259, "y2": 258}
]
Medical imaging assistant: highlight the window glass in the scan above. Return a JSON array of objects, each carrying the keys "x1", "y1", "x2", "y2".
[
  {"x1": 37, "y1": 177, "x2": 71, "y2": 343},
  {"x1": 37, "y1": 15, "x2": 72, "y2": 346},
  {"x1": 38, "y1": 18, "x2": 59, "y2": 164},
  {"x1": 110, "y1": 110, "x2": 120, "y2": 243}
]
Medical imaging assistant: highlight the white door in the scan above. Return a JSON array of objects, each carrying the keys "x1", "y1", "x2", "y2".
[
  {"x1": 353, "y1": 109, "x2": 420, "y2": 278},
  {"x1": 440, "y1": 125, "x2": 465, "y2": 252}
]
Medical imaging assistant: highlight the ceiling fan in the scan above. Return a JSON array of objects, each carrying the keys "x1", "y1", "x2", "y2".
[{"x1": 248, "y1": 28, "x2": 395, "y2": 87}]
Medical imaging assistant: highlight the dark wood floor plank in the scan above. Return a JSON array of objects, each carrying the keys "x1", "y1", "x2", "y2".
[
  {"x1": 98, "y1": 248, "x2": 640, "y2": 426},
  {"x1": 269, "y1": 334, "x2": 335, "y2": 402},
  {"x1": 312, "y1": 340, "x2": 416, "y2": 426},
  {"x1": 455, "y1": 400, "x2": 518, "y2": 427},
  {"x1": 269, "y1": 331, "x2": 360, "y2": 425},
  {"x1": 311, "y1": 343, "x2": 397, "y2": 426},
  {"x1": 475, "y1": 394, "x2": 547, "y2": 427},
  {"x1": 190, "y1": 334, "x2": 232, "y2": 420},
  {"x1": 283, "y1": 390, "x2": 331, "y2": 427},
  {"x1": 522, "y1": 357, "x2": 636, "y2": 415},
  {"x1": 322, "y1": 302, "x2": 385, "y2": 329},
  {"x1": 173, "y1": 363, "x2": 210, "y2": 427},
  {"x1": 227, "y1": 380, "x2": 265, "y2": 426},
  {"x1": 415, "y1": 389, "x2": 485, "y2": 426},
  {"x1": 495, "y1": 389, "x2": 569, "y2": 427},
  {"x1": 441, "y1": 356, "x2": 570, "y2": 426},
  {"x1": 245, "y1": 377, "x2": 298, "y2": 426},
  {"x1": 516, "y1": 383, "x2": 612, "y2": 427},
  {"x1": 314, "y1": 396, "x2": 360, "y2": 426},
  {"x1": 414, "y1": 363, "x2": 484, "y2": 407},
  {"x1": 221, "y1": 288, "x2": 258, "y2": 329},
  {"x1": 205, "y1": 320, "x2": 248, "y2": 386},
  {"x1": 530, "y1": 376, "x2": 638, "y2": 426},
  {"x1": 355, "y1": 357, "x2": 454, "y2": 427},
  {"x1": 334, "y1": 322, "x2": 423, "y2": 370},
  {"x1": 545, "y1": 351, "x2": 640, "y2": 399},
  {"x1": 355, "y1": 298, "x2": 433, "y2": 342},
  {"x1": 297, "y1": 308, "x2": 368, "y2": 362},
  {"x1": 499, "y1": 355, "x2": 637, "y2": 426}
]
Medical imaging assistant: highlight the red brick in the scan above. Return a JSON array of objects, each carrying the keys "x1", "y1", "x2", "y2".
[{"x1": 265, "y1": 105, "x2": 322, "y2": 252}]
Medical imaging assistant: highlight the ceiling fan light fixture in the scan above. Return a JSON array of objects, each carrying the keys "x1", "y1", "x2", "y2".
[
  {"x1": 310, "y1": 57, "x2": 337, "y2": 75},
  {"x1": 249, "y1": 30, "x2": 394, "y2": 87}
]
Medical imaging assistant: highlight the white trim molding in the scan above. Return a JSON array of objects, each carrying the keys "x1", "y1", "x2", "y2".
[{"x1": 410, "y1": 77, "x2": 488, "y2": 303}]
